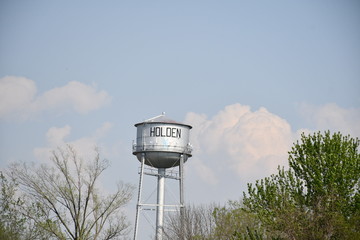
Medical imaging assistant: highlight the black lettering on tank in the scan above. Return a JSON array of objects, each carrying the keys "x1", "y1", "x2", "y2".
[
  {"x1": 149, "y1": 127, "x2": 182, "y2": 138},
  {"x1": 150, "y1": 127, "x2": 155, "y2": 137},
  {"x1": 166, "y1": 127, "x2": 172, "y2": 137},
  {"x1": 156, "y1": 127, "x2": 161, "y2": 137}
]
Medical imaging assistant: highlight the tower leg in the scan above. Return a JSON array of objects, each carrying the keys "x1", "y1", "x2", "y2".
[
  {"x1": 156, "y1": 168, "x2": 166, "y2": 240},
  {"x1": 133, "y1": 154, "x2": 145, "y2": 240},
  {"x1": 179, "y1": 155, "x2": 185, "y2": 239}
]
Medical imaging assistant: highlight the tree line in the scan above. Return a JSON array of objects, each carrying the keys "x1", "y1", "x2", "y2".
[
  {"x1": 1, "y1": 131, "x2": 359, "y2": 239},
  {"x1": 163, "y1": 131, "x2": 360, "y2": 240}
]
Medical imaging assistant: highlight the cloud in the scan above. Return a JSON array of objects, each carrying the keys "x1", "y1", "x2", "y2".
[
  {"x1": 34, "y1": 81, "x2": 111, "y2": 114},
  {"x1": 300, "y1": 103, "x2": 360, "y2": 137},
  {"x1": 0, "y1": 76, "x2": 37, "y2": 118},
  {"x1": 0, "y1": 76, "x2": 111, "y2": 120},
  {"x1": 184, "y1": 103, "x2": 293, "y2": 184},
  {"x1": 190, "y1": 158, "x2": 219, "y2": 186},
  {"x1": 46, "y1": 125, "x2": 72, "y2": 146},
  {"x1": 182, "y1": 103, "x2": 360, "y2": 204},
  {"x1": 34, "y1": 122, "x2": 113, "y2": 162}
]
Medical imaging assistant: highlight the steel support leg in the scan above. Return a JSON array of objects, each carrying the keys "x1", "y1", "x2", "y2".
[
  {"x1": 133, "y1": 154, "x2": 145, "y2": 240},
  {"x1": 179, "y1": 155, "x2": 185, "y2": 239},
  {"x1": 156, "y1": 168, "x2": 165, "y2": 240}
]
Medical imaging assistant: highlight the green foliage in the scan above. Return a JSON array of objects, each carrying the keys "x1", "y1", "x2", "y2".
[
  {"x1": 289, "y1": 131, "x2": 359, "y2": 217},
  {"x1": 231, "y1": 227, "x2": 264, "y2": 240},
  {"x1": 243, "y1": 131, "x2": 360, "y2": 240},
  {"x1": 211, "y1": 201, "x2": 265, "y2": 240},
  {"x1": 0, "y1": 172, "x2": 25, "y2": 240}
]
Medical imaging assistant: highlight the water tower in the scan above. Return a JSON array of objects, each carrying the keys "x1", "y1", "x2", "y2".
[{"x1": 132, "y1": 113, "x2": 192, "y2": 240}]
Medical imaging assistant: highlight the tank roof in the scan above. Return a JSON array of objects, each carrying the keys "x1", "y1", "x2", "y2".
[{"x1": 135, "y1": 113, "x2": 192, "y2": 128}]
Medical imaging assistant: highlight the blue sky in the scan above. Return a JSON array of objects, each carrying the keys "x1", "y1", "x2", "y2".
[{"x1": 1, "y1": 0, "x2": 359, "y2": 238}]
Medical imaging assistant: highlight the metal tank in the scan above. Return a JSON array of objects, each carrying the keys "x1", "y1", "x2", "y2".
[{"x1": 132, "y1": 114, "x2": 192, "y2": 168}]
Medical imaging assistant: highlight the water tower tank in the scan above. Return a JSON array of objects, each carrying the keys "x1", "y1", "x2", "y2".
[{"x1": 132, "y1": 114, "x2": 192, "y2": 168}]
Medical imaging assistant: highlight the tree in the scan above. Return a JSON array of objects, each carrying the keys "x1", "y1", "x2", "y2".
[
  {"x1": 211, "y1": 201, "x2": 265, "y2": 240},
  {"x1": 7, "y1": 145, "x2": 134, "y2": 240},
  {"x1": 243, "y1": 131, "x2": 360, "y2": 240},
  {"x1": 0, "y1": 171, "x2": 49, "y2": 240},
  {"x1": 0, "y1": 171, "x2": 24, "y2": 240},
  {"x1": 163, "y1": 202, "x2": 264, "y2": 240},
  {"x1": 164, "y1": 204, "x2": 217, "y2": 240}
]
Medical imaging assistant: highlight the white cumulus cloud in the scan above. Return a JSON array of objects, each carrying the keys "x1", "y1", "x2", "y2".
[
  {"x1": 46, "y1": 125, "x2": 72, "y2": 146},
  {"x1": 34, "y1": 122, "x2": 113, "y2": 162},
  {"x1": 184, "y1": 103, "x2": 293, "y2": 184},
  {"x1": 0, "y1": 76, "x2": 111, "y2": 120},
  {"x1": 300, "y1": 103, "x2": 360, "y2": 138},
  {"x1": 0, "y1": 76, "x2": 37, "y2": 118},
  {"x1": 182, "y1": 103, "x2": 360, "y2": 204}
]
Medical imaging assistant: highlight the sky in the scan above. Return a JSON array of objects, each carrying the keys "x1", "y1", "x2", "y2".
[{"x1": 1, "y1": 0, "x2": 360, "y2": 238}]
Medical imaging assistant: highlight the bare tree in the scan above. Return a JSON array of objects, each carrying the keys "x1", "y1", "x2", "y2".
[
  {"x1": 7, "y1": 145, "x2": 134, "y2": 240},
  {"x1": 164, "y1": 204, "x2": 217, "y2": 240},
  {"x1": 163, "y1": 202, "x2": 263, "y2": 240}
]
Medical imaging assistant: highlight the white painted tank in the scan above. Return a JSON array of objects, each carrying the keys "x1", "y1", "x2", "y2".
[{"x1": 133, "y1": 114, "x2": 192, "y2": 168}]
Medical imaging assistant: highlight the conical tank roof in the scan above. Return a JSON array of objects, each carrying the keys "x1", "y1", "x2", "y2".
[{"x1": 135, "y1": 113, "x2": 192, "y2": 128}]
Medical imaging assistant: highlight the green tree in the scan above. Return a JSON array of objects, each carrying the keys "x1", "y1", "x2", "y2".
[
  {"x1": 0, "y1": 171, "x2": 24, "y2": 240},
  {"x1": 243, "y1": 131, "x2": 360, "y2": 240},
  {"x1": 212, "y1": 201, "x2": 265, "y2": 240},
  {"x1": 7, "y1": 145, "x2": 134, "y2": 240},
  {"x1": 0, "y1": 171, "x2": 49, "y2": 240}
]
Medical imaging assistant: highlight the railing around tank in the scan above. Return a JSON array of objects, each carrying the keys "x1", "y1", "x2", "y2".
[{"x1": 132, "y1": 142, "x2": 192, "y2": 155}]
